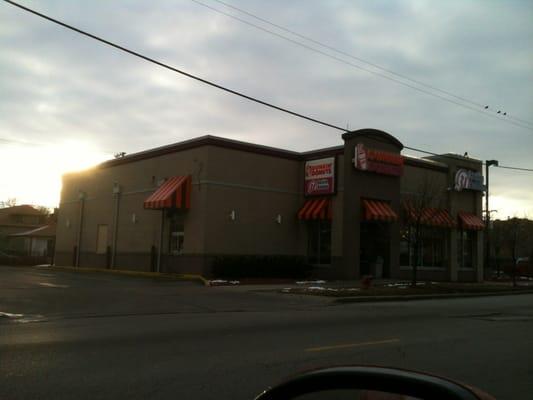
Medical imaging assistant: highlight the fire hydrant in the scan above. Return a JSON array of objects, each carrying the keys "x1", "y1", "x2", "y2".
[{"x1": 361, "y1": 275, "x2": 374, "y2": 289}]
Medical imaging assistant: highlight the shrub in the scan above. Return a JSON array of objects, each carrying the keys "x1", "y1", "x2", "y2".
[{"x1": 212, "y1": 255, "x2": 312, "y2": 279}]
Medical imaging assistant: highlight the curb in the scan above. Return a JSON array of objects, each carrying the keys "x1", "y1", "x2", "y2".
[
  {"x1": 332, "y1": 289, "x2": 533, "y2": 304},
  {"x1": 46, "y1": 266, "x2": 209, "y2": 286}
]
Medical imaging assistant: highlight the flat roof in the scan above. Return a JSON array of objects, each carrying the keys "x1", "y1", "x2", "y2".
[{"x1": 90, "y1": 134, "x2": 451, "y2": 172}]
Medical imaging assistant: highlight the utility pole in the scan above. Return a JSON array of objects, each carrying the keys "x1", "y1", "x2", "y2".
[{"x1": 485, "y1": 160, "x2": 499, "y2": 276}]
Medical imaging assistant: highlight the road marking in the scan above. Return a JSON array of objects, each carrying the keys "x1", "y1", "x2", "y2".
[
  {"x1": 38, "y1": 282, "x2": 69, "y2": 288},
  {"x1": 305, "y1": 338, "x2": 400, "y2": 352}
]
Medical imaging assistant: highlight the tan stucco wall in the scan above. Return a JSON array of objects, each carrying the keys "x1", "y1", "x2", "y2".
[
  {"x1": 202, "y1": 145, "x2": 303, "y2": 255},
  {"x1": 55, "y1": 146, "x2": 209, "y2": 267},
  {"x1": 55, "y1": 135, "x2": 484, "y2": 281}
]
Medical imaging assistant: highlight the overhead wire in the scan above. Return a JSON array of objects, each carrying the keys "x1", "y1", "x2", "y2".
[
  {"x1": 1, "y1": 0, "x2": 346, "y2": 133},
  {"x1": 2, "y1": 0, "x2": 532, "y2": 174},
  {"x1": 190, "y1": 0, "x2": 533, "y2": 132},
  {"x1": 210, "y1": 0, "x2": 533, "y2": 128}
]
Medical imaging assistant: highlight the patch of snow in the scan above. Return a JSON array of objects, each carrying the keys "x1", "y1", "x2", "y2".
[
  {"x1": 307, "y1": 286, "x2": 327, "y2": 290},
  {"x1": 281, "y1": 288, "x2": 292, "y2": 293},
  {"x1": 384, "y1": 281, "x2": 427, "y2": 288},
  {"x1": 38, "y1": 282, "x2": 69, "y2": 288},
  {"x1": 0, "y1": 312, "x2": 24, "y2": 319},
  {"x1": 296, "y1": 280, "x2": 326, "y2": 285},
  {"x1": 209, "y1": 280, "x2": 240, "y2": 285}
]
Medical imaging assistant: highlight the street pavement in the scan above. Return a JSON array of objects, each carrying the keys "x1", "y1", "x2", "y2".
[{"x1": 1, "y1": 266, "x2": 532, "y2": 399}]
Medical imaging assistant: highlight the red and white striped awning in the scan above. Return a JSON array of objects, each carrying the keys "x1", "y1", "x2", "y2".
[
  {"x1": 297, "y1": 198, "x2": 332, "y2": 220},
  {"x1": 404, "y1": 204, "x2": 456, "y2": 228},
  {"x1": 144, "y1": 175, "x2": 192, "y2": 210},
  {"x1": 458, "y1": 212, "x2": 485, "y2": 230},
  {"x1": 362, "y1": 199, "x2": 398, "y2": 222}
]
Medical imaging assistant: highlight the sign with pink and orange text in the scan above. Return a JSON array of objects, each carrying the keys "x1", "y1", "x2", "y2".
[
  {"x1": 354, "y1": 143, "x2": 403, "y2": 176},
  {"x1": 304, "y1": 157, "x2": 335, "y2": 196}
]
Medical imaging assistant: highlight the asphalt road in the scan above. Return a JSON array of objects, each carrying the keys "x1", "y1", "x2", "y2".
[{"x1": 1, "y1": 266, "x2": 532, "y2": 400}]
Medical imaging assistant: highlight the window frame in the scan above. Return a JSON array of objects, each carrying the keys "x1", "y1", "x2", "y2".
[
  {"x1": 307, "y1": 219, "x2": 332, "y2": 266},
  {"x1": 399, "y1": 225, "x2": 447, "y2": 269}
]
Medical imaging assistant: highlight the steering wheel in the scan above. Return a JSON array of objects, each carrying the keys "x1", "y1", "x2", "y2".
[{"x1": 254, "y1": 366, "x2": 494, "y2": 400}]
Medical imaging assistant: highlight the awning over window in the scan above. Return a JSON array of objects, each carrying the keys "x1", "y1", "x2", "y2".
[
  {"x1": 144, "y1": 175, "x2": 192, "y2": 210},
  {"x1": 458, "y1": 212, "x2": 485, "y2": 230},
  {"x1": 404, "y1": 204, "x2": 456, "y2": 228},
  {"x1": 298, "y1": 198, "x2": 332, "y2": 220},
  {"x1": 362, "y1": 199, "x2": 398, "y2": 222}
]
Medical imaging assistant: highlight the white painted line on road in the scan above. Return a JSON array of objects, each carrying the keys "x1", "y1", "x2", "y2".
[
  {"x1": 305, "y1": 338, "x2": 400, "y2": 352},
  {"x1": 38, "y1": 282, "x2": 70, "y2": 288}
]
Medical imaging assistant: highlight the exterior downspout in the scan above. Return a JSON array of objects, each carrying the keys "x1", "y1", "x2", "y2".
[
  {"x1": 111, "y1": 184, "x2": 121, "y2": 268},
  {"x1": 157, "y1": 209, "x2": 164, "y2": 273},
  {"x1": 75, "y1": 191, "x2": 86, "y2": 267}
]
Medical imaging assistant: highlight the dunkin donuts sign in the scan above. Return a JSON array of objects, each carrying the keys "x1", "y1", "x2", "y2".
[
  {"x1": 354, "y1": 143, "x2": 404, "y2": 176},
  {"x1": 304, "y1": 157, "x2": 335, "y2": 196}
]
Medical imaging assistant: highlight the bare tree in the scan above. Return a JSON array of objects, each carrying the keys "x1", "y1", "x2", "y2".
[
  {"x1": 402, "y1": 175, "x2": 445, "y2": 287},
  {"x1": 0, "y1": 198, "x2": 17, "y2": 208},
  {"x1": 492, "y1": 217, "x2": 533, "y2": 283},
  {"x1": 35, "y1": 205, "x2": 52, "y2": 216}
]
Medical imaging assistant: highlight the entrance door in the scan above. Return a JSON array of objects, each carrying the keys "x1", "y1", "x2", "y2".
[{"x1": 360, "y1": 222, "x2": 390, "y2": 278}]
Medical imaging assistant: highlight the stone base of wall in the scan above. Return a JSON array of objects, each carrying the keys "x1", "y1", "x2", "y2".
[
  {"x1": 398, "y1": 268, "x2": 448, "y2": 281},
  {"x1": 458, "y1": 269, "x2": 476, "y2": 282},
  {"x1": 310, "y1": 257, "x2": 345, "y2": 280},
  {"x1": 54, "y1": 252, "x2": 76, "y2": 267},
  {"x1": 160, "y1": 254, "x2": 213, "y2": 277},
  {"x1": 54, "y1": 251, "x2": 213, "y2": 276},
  {"x1": 54, "y1": 251, "x2": 477, "y2": 282}
]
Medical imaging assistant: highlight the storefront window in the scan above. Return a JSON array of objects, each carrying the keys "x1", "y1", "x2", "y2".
[
  {"x1": 308, "y1": 220, "x2": 331, "y2": 265},
  {"x1": 399, "y1": 227, "x2": 411, "y2": 267},
  {"x1": 168, "y1": 212, "x2": 185, "y2": 255},
  {"x1": 400, "y1": 225, "x2": 446, "y2": 268},
  {"x1": 457, "y1": 230, "x2": 475, "y2": 269}
]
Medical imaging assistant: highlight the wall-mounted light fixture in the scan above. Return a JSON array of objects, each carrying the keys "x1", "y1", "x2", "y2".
[
  {"x1": 113, "y1": 182, "x2": 121, "y2": 194},
  {"x1": 275, "y1": 214, "x2": 282, "y2": 224},
  {"x1": 65, "y1": 218, "x2": 71, "y2": 228},
  {"x1": 132, "y1": 213, "x2": 137, "y2": 224},
  {"x1": 78, "y1": 191, "x2": 86, "y2": 200},
  {"x1": 229, "y1": 210, "x2": 236, "y2": 221}
]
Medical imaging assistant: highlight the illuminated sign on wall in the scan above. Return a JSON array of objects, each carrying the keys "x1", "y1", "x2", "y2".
[
  {"x1": 455, "y1": 169, "x2": 484, "y2": 191},
  {"x1": 304, "y1": 157, "x2": 335, "y2": 196},
  {"x1": 354, "y1": 143, "x2": 403, "y2": 176}
]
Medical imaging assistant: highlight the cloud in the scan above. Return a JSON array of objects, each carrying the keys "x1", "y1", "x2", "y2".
[{"x1": 0, "y1": 0, "x2": 531, "y2": 217}]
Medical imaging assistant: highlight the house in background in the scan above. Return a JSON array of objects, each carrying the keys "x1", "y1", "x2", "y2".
[
  {"x1": 0, "y1": 205, "x2": 56, "y2": 263},
  {"x1": 8, "y1": 223, "x2": 57, "y2": 258}
]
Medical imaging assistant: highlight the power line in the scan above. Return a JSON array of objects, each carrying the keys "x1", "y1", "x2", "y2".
[
  {"x1": 191, "y1": 0, "x2": 533, "y2": 132},
  {"x1": 404, "y1": 146, "x2": 533, "y2": 172},
  {"x1": 2, "y1": 0, "x2": 346, "y2": 133},
  {"x1": 211, "y1": 0, "x2": 533, "y2": 129},
  {"x1": 494, "y1": 165, "x2": 533, "y2": 172},
  {"x1": 208, "y1": 0, "x2": 533, "y2": 129},
  {"x1": 2, "y1": 0, "x2": 532, "y2": 174},
  {"x1": 0, "y1": 137, "x2": 44, "y2": 146}
]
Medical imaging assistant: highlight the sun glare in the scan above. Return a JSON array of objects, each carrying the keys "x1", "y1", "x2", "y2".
[{"x1": 0, "y1": 141, "x2": 110, "y2": 208}]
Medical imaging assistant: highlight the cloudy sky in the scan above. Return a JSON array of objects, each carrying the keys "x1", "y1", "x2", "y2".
[{"x1": 1, "y1": 0, "x2": 532, "y2": 218}]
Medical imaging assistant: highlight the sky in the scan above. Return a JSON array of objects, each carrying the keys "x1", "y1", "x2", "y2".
[{"x1": 0, "y1": 0, "x2": 532, "y2": 218}]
